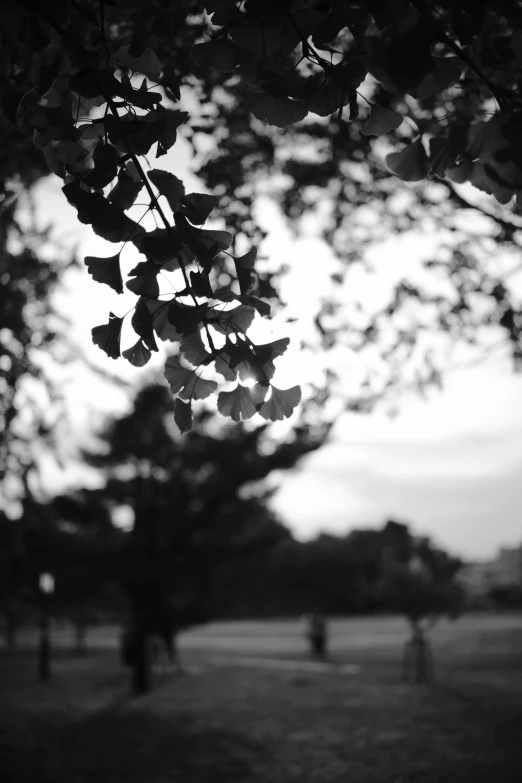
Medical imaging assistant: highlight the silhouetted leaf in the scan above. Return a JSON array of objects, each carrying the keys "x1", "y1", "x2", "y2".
[
  {"x1": 83, "y1": 141, "x2": 120, "y2": 189},
  {"x1": 217, "y1": 383, "x2": 266, "y2": 422},
  {"x1": 131, "y1": 297, "x2": 158, "y2": 351},
  {"x1": 243, "y1": 92, "x2": 308, "y2": 127},
  {"x1": 148, "y1": 169, "x2": 185, "y2": 211},
  {"x1": 114, "y1": 46, "x2": 162, "y2": 79},
  {"x1": 63, "y1": 181, "x2": 145, "y2": 243},
  {"x1": 85, "y1": 253, "x2": 123, "y2": 293},
  {"x1": 126, "y1": 262, "x2": 160, "y2": 297},
  {"x1": 385, "y1": 138, "x2": 429, "y2": 181},
  {"x1": 164, "y1": 356, "x2": 195, "y2": 394},
  {"x1": 362, "y1": 105, "x2": 403, "y2": 136},
  {"x1": 108, "y1": 165, "x2": 143, "y2": 210},
  {"x1": 180, "y1": 376, "x2": 218, "y2": 401},
  {"x1": 259, "y1": 384, "x2": 301, "y2": 421},
  {"x1": 91, "y1": 312, "x2": 123, "y2": 359},
  {"x1": 55, "y1": 141, "x2": 90, "y2": 164},
  {"x1": 234, "y1": 248, "x2": 257, "y2": 269},
  {"x1": 133, "y1": 228, "x2": 182, "y2": 264},
  {"x1": 211, "y1": 305, "x2": 256, "y2": 335},
  {"x1": 122, "y1": 339, "x2": 152, "y2": 366},
  {"x1": 162, "y1": 63, "x2": 181, "y2": 101},
  {"x1": 147, "y1": 300, "x2": 182, "y2": 341},
  {"x1": 229, "y1": 17, "x2": 286, "y2": 54},
  {"x1": 214, "y1": 350, "x2": 237, "y2": 382},
  {"x1": 190, "y1": 270, "x2": 213, "y2": 298},
  {"x1": 164, "y1": 356, "x2": 217, "y2": 400},
  {"x1": 168, "y1": 300, "x2": 208, "y2": 336},
  {"x1": 191, "y1": 38, "x2": 252, "y2": 72},
  {"x1": 179, "y1": 192, "x2": 218, "y2": 224},
  {"x1": 156, "y1": 107, "x2": 190, "y2": 156},
  {"x1": 173, "y1": 398, "x2": 192, "y2": 434},
  {"x1": 180, "y1": 330, "x2": 211, "y2": 366}
]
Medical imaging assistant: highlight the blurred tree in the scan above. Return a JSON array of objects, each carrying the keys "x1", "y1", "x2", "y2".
[
  {"x1": 376, "y1": 525, "x2": 464, "y2": 683},
  {"x1": 71, "y1": 382, "x2": 328, "y2": 692}
]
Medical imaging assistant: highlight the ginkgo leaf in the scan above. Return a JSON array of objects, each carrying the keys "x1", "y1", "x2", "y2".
[
  {"x1": 126, "y1": 262, "x2": 160, "y2": 297},
  {"x1": 131, "y1": 297, "x2": 158, "y2": 351},
  {"x1": 190, "y1": 270, "x2": 213, "y2": 298},
  {"x1": 233, "y1": 248, "x2": 257, "y2": 269},
  {"x1": 108, "y1": 167, "x2": 143, "y2": 211},
  {"x1": 195, "y1": 228, "x2": 233, "y2": 255},
  {"x1": 85, "y1": 253, "x2": 123, "y2": 294},
  {"x1": 63, "y1": 181, "x2": 145, "y2": 243},
  {"x1": 229, "y1": 17, "x2": 286, "y2": 55},
  {"x1": 122, "y1": 339, "x2": 152, "y2": 367},
  {"x1": 55, "y1": 141, "x2": 90, "y2": 164},
  {"x1": 83, "y1": 141, "x2": 119, "y2": 189},
  {"x1": 76, "y1": 123, "x2": 105, "y2": 142},
  {"x1": 214, "y1": 351, "x2": 237, "y2": 382},
  {"x1": 164, "y1": 356, "x2": 194, "y2": 394},
  {"x1": 148, "y1": 169, "x2": 185, "y2": 211},
  {"x1": 91, "y1": 312, "x2": 123, "y2": 359},
  {"x1": 164, "y1": 356, "x2": 217, "y2": 400},
  {"x1": 173, "y1": 398, "x2": 193, "y2": 434},
  {"x1": 428, "y1": 137, "x2": 457, "y2": 178},
  {"x1": 132, "y1": 227, "x2": 182, "y2": 264},
  {"x1": 168, "y1": 300, "x2": 208, "y2": 336},
  {"x1": 233, "y1": 248, "x2": 258, "y2": 296},
  {"x1": 191, "y1": 38, "x2": 252, "y2": 72},
  {"x1": 178, "y1": 192, "x2": 218, "y2": 224},
  {"x1": 180, "y1": 330, "x2": 211, "y2": 366},
  {"x1": 146, "y1": 300, "x2": 182, "y2": 341},
  {"x1": 385, "y1": 138, "x2": 428, "y2": 182},
  {"x1": 211, "y1": 305, "x2": 256, "y2": 335},
  {"x1": 234, "y1": 261, "x2": 256, "y2": 296},
  {"x1": 243, "y1": 92, "x2": 308, "y2": 127},
  {"x1": 362, "y1": 105, "x2": 403, "y2": 136},
  {"x1": 217, "y1": 383, "x2": 265, "y2": 422},
  {"x1": 247, "y1": 296, "x2": 271, "y2": 317},
  {"x1": 259, "y1": 384, "x2": 301, "y2": 421},
  {"x1": 179, "y1": 375, "x2": 218, "y2": 401},
  {"x1": 114, "y1": 46, "x2": 162, "y2": 79}
]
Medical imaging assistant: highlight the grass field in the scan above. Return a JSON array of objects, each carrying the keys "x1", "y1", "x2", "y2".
[{"x1": 1, "y1": 614, "x2": 521, "y2": 782}]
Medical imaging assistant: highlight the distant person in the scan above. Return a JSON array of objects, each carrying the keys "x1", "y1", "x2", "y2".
[{"x1": 304, "y1": 612, "x2": 328, "y2": 660}]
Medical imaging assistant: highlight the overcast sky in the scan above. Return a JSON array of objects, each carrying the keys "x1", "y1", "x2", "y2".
[{"x1": 26, "y1": 137, "x2": 522, "y2": 564}]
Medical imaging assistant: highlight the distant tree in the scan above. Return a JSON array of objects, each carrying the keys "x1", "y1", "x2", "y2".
[
  {"x1": 376, "y1": 525, "x2": 464, "y2": 683},
  {"x1": 70, "y1": 382, "x2": 327, "y2": 692},
  {"x1": 0, "y1": 511, "x2": 35, "y2": 650}
]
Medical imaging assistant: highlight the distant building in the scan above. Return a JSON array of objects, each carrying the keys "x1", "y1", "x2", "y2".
[{"x1": 460, "y1": 544, "x2": 522, "y2": 599}]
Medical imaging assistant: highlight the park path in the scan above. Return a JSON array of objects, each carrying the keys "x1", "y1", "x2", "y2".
[{"x1": 203, "y1": 655, "x2": 360, "y2": 675}]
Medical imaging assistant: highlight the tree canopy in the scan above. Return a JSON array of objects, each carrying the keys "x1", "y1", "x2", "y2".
[{"x1": 2, "y1": 0, "x2": 522, "y2": 431}]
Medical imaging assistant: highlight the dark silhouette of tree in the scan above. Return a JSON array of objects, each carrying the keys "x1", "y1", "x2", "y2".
[
  {"x1": 69, "y1": 383, "x2": 327, "y2": 692},
  {"x1": 375, "y1": 523, "x2": 464, "y2": 683}
]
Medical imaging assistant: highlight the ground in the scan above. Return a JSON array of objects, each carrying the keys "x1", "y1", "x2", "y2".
[{"x1": 1, "y1": 614, "x2": 521, "y2": 782}]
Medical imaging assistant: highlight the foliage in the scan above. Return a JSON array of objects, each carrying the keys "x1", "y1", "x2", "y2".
[
  {"x1": 55, "y1": 383, "x2": 328, "y2": 635},
  {"x1": 212, "y1": 519, "x2": 465, "y2": 620},
  {"x1": 0, "y1": 197, "x2": 73, "y2": 506},
  {"x1": 375, "y1": 522, "x2": 464, "y2": 628},
  {"x1": 5, "y1": 1, "x2": 522, "y2": 428}
]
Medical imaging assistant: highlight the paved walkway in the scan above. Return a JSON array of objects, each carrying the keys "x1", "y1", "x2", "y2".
[{"x1": 205, "y1": 655, "x2": 361, "y2": 675}]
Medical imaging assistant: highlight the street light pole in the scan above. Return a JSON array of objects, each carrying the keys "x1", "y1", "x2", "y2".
[{"x1": 38, "y1": 572, "x2": 55, "y2": 682}]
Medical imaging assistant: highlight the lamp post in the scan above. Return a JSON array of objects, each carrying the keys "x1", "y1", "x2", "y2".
[{"x1": 38, "y1": 572, "x2": 55, "y2": 681}]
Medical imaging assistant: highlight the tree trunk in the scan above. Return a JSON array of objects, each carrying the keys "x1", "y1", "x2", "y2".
[
  {"x1": 402, "y1": 625, "x2": 434, "y2": 684},
  {"x1": 74, "y1": 622, "x2": 87, "y2": 656},
  {"x1": 4, "y1": 616, "x2": 17, "y2": 652},
  {"x1": 131, "y1": 621, "x2": 151, "y2": 695}
]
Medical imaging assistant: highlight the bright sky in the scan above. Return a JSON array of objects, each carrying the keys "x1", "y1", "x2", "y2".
[{"x1": 25, "y1": 135, "x2": 522, "y2": 563}]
